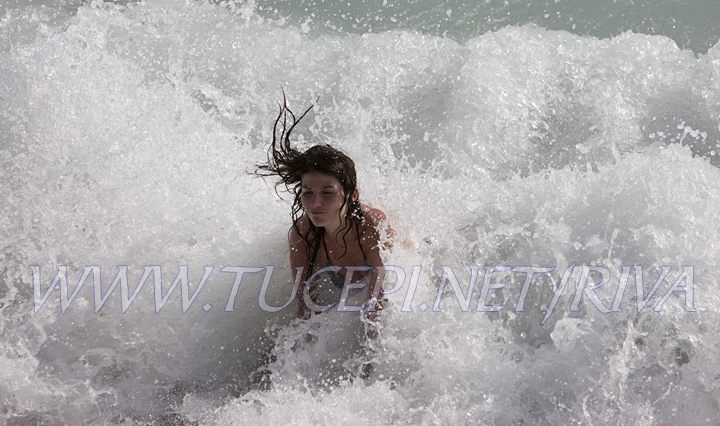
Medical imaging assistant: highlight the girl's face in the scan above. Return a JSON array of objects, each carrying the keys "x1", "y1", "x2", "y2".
[{"x1": 300, "y1": 171, "x2": 348, "y2": 229}]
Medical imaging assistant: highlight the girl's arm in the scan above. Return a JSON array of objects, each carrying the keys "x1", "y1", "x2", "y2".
[
  {"x1": 360, "y1": 207, "x2": 394, "y2": 315},
  {"x1": 289, "y1": 217, "x2": 310, "y2": 319}
]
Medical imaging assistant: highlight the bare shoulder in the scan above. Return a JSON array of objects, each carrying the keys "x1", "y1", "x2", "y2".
[
  {"x1": 360, "y1": 204, "x2": 394, "y2": 250},
  {"x1": 288, "y1": 214, "x2": 310, "y2": 269},
  {"x1": 288, "y1": 214, "x2": 310, "y2": 247},
  {"x1": 360, "y1": 205, "x2": 388, "y2": 228}
]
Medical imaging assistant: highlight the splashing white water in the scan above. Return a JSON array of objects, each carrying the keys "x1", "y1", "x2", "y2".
[{"x1": 1, "y1": 1, "x2": 719, "y2": 424}]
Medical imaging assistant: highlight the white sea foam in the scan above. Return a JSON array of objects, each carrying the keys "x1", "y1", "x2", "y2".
[{"x1": 1, "y1": 0, "x2": 719, "y2": 424}]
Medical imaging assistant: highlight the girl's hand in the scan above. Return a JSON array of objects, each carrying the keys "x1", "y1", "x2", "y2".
[{"x1": 361, "y1": 296, "x2": 387, "y2": 334}]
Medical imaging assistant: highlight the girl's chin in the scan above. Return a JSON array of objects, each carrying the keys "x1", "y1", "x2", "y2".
[
  {"x1": 308, "y1": 217, "x2": 326, "y2": 227},
  {"x1": 309, "y1": 217, "x2": 340, "y2": 229}
]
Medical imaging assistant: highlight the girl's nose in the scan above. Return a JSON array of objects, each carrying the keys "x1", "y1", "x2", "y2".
[{"x1": 309, "y1": 193, "x2": 323, "y2": 207}]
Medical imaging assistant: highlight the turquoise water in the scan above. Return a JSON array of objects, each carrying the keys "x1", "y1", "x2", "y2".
[
  {"x1": 1, "y1": 0, "x2": 719, "y2": 424},
  {"x1": 255, "y1": 0, "x2": 720, "y2": 53},
  {"x1": 3, "y1": 0, "x2": 720, "y2": 53}
]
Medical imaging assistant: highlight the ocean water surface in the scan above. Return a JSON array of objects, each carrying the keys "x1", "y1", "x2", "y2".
[{"x1": 1, "y1": 0, "x2": 720, "y2": 424}]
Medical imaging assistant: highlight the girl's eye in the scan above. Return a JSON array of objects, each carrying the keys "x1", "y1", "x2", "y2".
[{"x1": 301, "y1": 191, "x2": 336, "y2": 197}]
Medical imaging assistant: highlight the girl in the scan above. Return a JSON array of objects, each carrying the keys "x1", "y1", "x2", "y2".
[{"x1": 255, "y1": 96, "x2": 393, "y2": 323}]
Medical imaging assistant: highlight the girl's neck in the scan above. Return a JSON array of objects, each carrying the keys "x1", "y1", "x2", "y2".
[{"x1": 324, "y1": 217, "x2": 349, "y2": 242}]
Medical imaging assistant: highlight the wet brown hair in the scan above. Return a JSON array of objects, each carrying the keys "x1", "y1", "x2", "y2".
[{"x1": 254, "y1": 94, "x2": 365, "y2": 279}]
